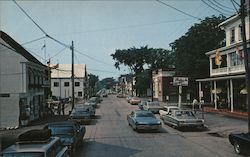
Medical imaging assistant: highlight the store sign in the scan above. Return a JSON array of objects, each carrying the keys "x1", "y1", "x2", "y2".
[{"x1": 173, "y1": 77, "x2": 188, "y2": 86}]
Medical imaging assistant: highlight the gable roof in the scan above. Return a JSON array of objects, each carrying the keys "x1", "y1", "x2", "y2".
[
  {"x1": 51, "y1": 64, "x2": 86, "y2": 78},
  {"x1": 0, "y1": 30, "x2": 44, "y2": 66}
]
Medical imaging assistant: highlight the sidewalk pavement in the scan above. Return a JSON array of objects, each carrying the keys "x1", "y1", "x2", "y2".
[{"x1": 203, "y1": 107, "x2": 248, "y2": 120}]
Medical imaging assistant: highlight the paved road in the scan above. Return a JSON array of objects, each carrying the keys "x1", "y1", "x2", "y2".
[{"x1": 76, "y1": 95, "x2": 247, "y2": 157}]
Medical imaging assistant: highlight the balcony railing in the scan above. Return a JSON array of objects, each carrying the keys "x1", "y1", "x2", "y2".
[{"x1": 211, "y1": 64, "x2": 245, "y2": 76}]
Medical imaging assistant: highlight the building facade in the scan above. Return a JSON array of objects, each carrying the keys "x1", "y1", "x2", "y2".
[
  {"x1": 196, "y1": 4, "x2": 250, "y2": 112},
  {"x1": 50, "y1": 64, "x2": 87, "y2": 100},
  {"x1": 0, "y1": 31, "x2": 48, "y2": 128}
]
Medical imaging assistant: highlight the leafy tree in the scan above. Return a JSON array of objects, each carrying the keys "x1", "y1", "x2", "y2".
[
  {"x1": 170, "y1": 15, "x2": 226, "y2": 98},
  {"x1": 111, "y1": 46, "x2": 175, "y2": 95},
  {"x1": 170, "y1": 15, "x2": 226, "y2": 78},
  {"x1": 88, "y1": 73, "x2": 99, "y2": 96}
]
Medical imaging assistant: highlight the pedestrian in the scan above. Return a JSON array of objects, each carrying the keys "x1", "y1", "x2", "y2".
[
  {"x1": 62, "y1": 102, "x2": 65, "y2": 115},
  {"x1": 57, "y1": 103, "x2": 61, "y2": 115},
  {"x1": 192, "y1": 98, "x2": 198, "y2": 110}
]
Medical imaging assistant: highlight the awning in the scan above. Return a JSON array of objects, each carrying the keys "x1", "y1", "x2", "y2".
[{"x1": 196, "y1": 75, "x2": 245, "y2": 82}]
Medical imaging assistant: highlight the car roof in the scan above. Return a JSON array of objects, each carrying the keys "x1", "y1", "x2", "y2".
[
  {"x1": 47, "y1": 121, "x2": 77, "y2": 126},
  {"x1": 2, "y1": 137, "x2": 60, "y2": 154},
  {"x1": 133, "y1": 110, "x2": 152, "y2": 114},
  {"x1": 163, "y1": 106, "x2": 179, "y2": 109}
]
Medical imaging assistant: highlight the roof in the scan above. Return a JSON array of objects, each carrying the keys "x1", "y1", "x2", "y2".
[
  {"x1": 51, "y1": 64, "x2": 86, "y2": 78},
  {"x1": 196, "y1": 74, "x2": 245, "y2": 82},
  {"x1": 0, "y1": 30, "x2": 44, "y2": 66},
  {"x1": 2, "y1": 137, "x2": 59, "y2": 154}
]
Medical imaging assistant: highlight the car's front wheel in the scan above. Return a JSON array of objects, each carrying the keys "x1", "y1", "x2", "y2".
[{"x1": 234, "y1": 141, "x2": 242, "y2": 154}]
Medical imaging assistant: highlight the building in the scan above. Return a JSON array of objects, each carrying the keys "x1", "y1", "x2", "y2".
[
  {"x1": 50, "y1": 64, "x2": 87, "y2": 100},
  {"x1": 118, "y1": 74, "x2": 134, "y2": 95},
  {"x1": 196, "y1": 3, "x2": 250, "y2": 112},
  {"x1": 152, "y1": 69, "x2": 192, "y2": 104},
  {"x1": 0, "y1": 31, "x2": 49, "y2": 128}
]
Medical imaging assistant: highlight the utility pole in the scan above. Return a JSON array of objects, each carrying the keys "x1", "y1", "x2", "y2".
[
  {"x1": 240, "y1": 0, "x2": 250, "y2": 133},
  {"x1": 71, "y1": 41, "x2": 75, "y2": 110}
]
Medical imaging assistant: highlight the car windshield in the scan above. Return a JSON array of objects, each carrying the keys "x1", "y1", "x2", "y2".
[
  {"x1": 3, "y1": 152, "x2": 44, "y2": 157},
  {"x1": 48, "y1": 126, "x2": 74, "y2": 135},
  {"x1": 175, "y1": 111, "x2": 195, "y2": 117},
  {"x1": 136, "y1": 112, "x2": 155, "y2": 118}
]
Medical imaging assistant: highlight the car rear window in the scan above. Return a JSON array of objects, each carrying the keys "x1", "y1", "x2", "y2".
[
  {"x1": 48, "y1": 126, "x2": 74, "y2": 135},
  {"x1": 137, "y1": 112, "x2": 155, "y2": 118}
]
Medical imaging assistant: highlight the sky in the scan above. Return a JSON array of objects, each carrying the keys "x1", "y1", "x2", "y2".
[{"x1": 0, "y1": 0, "x2": 239, "y2": 80}]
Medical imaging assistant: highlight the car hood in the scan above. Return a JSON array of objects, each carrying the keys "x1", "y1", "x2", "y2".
[{"x1": 135, "y1": 117, "x2": 160, "y2": 124}]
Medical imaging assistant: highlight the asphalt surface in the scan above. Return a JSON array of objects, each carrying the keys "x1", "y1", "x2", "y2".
[
  {"x1": 0, "y1": 95, "x2": 248, "y2": 157},
  {"x1": 76, "y1": 95, "x2": 247, "y2": 157}
]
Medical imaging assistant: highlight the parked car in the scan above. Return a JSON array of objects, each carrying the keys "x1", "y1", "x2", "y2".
[
  {"x1": 143, "y1": 101, "x2": 163, "y2": 113},
  {"x1": 129, "y1": 97, "x2": 141, "y2": 105},
  {"x1": 117, "y1": 93, "x2": 125, "y2": 98},
  {"x1": 44, "y1": 121, "x2": 85, "y2": 155},
  {"x1": 69, "y1": 107, "x2": 91, "y2": 124},
  {"x1": 85, "y1": 101, "x2": 97, "y2": 108},
  {"x1": 162, "y1": 110, "x2": 204, "y2": 128},
  {"x1": 80, "y1": 104, "x2": 96, "y2": 117},
  {"x1": 89, "y1": 96, "x2": 102, "y2": 104},
  {"x1": 159, "y1": 106, "x2": 180, "y2": 119},
  {"x1": 229, "y1": 133, "x2": 250, "y2": 155},
  {"x1": 127, "y1": 110, "x2": 161, "y2": 131},
  {"x1": 1, "y1": 129, "x2": 69, "y2": 157},
  {"x1": 138, "y1": 99, "x2": 151, "y2": 110},
  {"x1": 126, "y1": 95, "x2": 132, "y2": 102}
]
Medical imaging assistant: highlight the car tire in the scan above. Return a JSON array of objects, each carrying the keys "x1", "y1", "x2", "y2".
[{"x1": 233, "y1": 141, "x2": 242, "y2": 154}]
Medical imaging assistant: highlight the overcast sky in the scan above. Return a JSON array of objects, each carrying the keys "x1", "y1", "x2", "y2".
[{"x1": 0, "y1": 0, "x2": 239, "y2": 79}]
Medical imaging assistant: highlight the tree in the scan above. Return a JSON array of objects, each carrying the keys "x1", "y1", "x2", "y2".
[
  {"x1": 170, "y1": 15, "x2": 226, "y2": 98},
  {"x1": 170, "y1": 15, "x2": 226, "y2": 78},
  {"x1": 111, "y1": 46, "x2": 175, "y2": 95},
  {"x1": 88, "y1": 73, "x2": 99, "y2": 97}
]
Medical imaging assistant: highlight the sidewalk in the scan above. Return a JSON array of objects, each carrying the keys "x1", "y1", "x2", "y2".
[{"x1": 203, "y1": 107, "x2": 248, "y2": 120}]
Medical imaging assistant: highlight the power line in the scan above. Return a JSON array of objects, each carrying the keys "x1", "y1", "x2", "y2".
[
  {"x1": 201, "y1": 0, "x2": 231, "y2": 16},
  {"x1": 155, "y1": 0, "x2": 202, "y2": 20},
  {"x1": 231, "y1": 0, "x2": 240, "y2": 7},
  {"x1": 13, "y1": 0, "x2": 48, "y2": 36},
  {"x1": 52, "y1": 18, "x2": 194, "y2": 36},
  {"x1": 231, "y1": 0, "x2": 240, "y2": 13},
  {"x1": 75, "y1": 49, "x2": 114, "y2": 67},
  {"x1": 21, "y1": 36, "x2": 47, "y2": 45},
  {"x1": 49, "y1": 47, "x2": 67, "y2": 59},
  {"x1": 213, "y1": 0, "x2": 234, "y2": 10},
  {"x1": 208, "y1": 0, "x2": 234, "y2": 14}
]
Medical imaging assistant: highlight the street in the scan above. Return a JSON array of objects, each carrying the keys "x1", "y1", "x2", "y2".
[{"x1": 75, "y1": 95, "x2": 247, "y2": 157}]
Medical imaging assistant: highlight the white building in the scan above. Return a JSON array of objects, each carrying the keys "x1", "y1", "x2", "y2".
[
  {"x1": 196, "y1": 3, "x2": 250, "y2": 112},
  {"x1": 51, "y1": 64, "x2": 87, "y2": 100},
  {"x1": 0, "y1": 31, "x2": 49, "y2": 128}
]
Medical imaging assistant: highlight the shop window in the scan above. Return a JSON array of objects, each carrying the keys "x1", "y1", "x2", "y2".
[{"x1": 64, "y1": 82, "x2": 69, "y2": 87}]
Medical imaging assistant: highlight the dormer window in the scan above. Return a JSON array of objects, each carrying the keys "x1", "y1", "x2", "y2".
[{"x1": 230, "y1": 28, "x2": 235, "y2": 44}]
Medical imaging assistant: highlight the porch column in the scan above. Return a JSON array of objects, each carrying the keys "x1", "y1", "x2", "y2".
[
  {"x1": 230, "y1": 79, "x2": 234, "y2": 112},
  {"x1": 214, "y1": 80, "x2": 217, "y2": 110},
  {"x1": 210, "y1": 81, "x2": 213, "y2": 104},
  {"x1": 227, "y1": 80, "x2": 230, "y2": 109},
  {"x1": 198, "y1": 82, "x2": 202, "y2": 102}
]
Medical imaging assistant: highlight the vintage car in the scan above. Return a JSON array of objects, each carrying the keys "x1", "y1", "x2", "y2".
[
  {"x1": 78, "y1": 104, "x2": 96, "y2": 117},
  {"x1": 162, "y1": 110, "x2": 204, "y2": 128},
  {"x1": 229, "y1": 133, "x2": 250, "y2": 155},
  {"x1": 143, "y1": 101, "x2": 163, "y2": 113},
  {"x1": 1, "y1": 129, "x2": 69, "y2": 157},
  {"x1": 126, "y1": 95, "x2": 132, "y2": 103},
  {"x1": 129, "y1": 97, "x2": 141, "y2": 105},
  {"x1": 69, "y1": 107, "x2": 91, "y2": 124},
  {"x1": 85, "y1": 101, "x2": 97, "y2": 108},
  {"x1": 138, "y1": 99, "x2": 151, "y2": 110},
  {"x1": 44, "y1": 121, "x2": 85, "y2": 155},
  {"x1": 127, "y1": 110, "x2": 161, "y2": 131},
  {"x1": 159, "y1": 106, "x2": 180, "y2": 119}
]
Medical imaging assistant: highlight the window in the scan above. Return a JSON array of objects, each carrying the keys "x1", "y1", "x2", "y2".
[
  {"x1": 230, "y1": 52, "x2": 244, "y2": 66},
  {"x1": 230, "y1": 28, "x2": 235, "y2": 44},
  {"x1": 78, "y1": 91, "x2": 82, "y2": 96},
  {"x1": 238, "y1": 24, "x2": 242, "y2": 41},
  {"x1": 64, "y1": 82, "x2": 69, "y2": 87},
  {"x1": 75, "y1": 82, "x2": 80, "y2": 87},
  {"x1": 54, "y1": 82, "x2": 59, "y2": 87}
]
